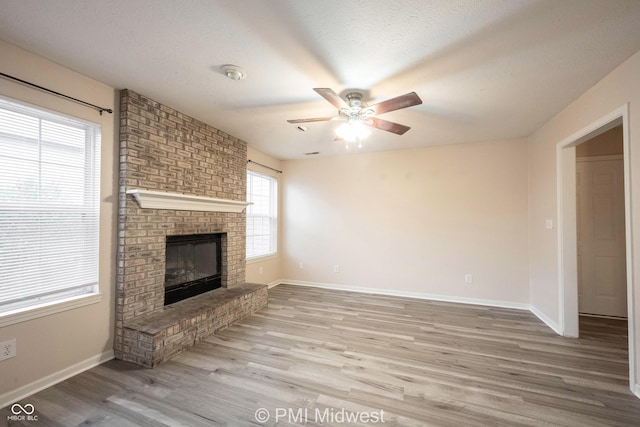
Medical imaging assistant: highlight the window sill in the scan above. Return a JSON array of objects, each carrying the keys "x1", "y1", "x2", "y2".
[
  {"x1": 247, "y1": 253, "x2": 279, "y2": 264},
  {"x1": 0, "y1": 293, "x2": 102, "y2": 328}
]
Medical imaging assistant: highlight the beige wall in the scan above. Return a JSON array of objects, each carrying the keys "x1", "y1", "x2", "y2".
[
  {"x1": 0, "y1": 40, "x2": 117, "y2": 402},
  {"x1": 281, "y1": 140, "x2": 529, "y2": 304},
  {"x1": 245, "y1": 147, "x2": 283, "y2": 285},
  {"x1": 528, "y1": 49, "x2": 640, "y2": 388}
]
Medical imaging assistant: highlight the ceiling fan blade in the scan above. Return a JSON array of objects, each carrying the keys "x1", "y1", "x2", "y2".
[
  {"x1": 313, "y1": 88, "x2": 348, "y2": 109},
  {"x1": 287, "y1": 117, "x2": 334, "y2": 124},
  {"x1": 371, "y1": 92, "x2": 422, "y2": 115},
  {"x1": 368, "y1": 117, "x2": 411, "y2": 135}
]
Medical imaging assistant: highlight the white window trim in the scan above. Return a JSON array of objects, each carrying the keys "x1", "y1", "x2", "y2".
[
  {"x1": 0, "y1": 293, "x2": 102, "y2": 328},
  {"x1": 246, "y1": 253, "x2": 279, "y2": 264}
]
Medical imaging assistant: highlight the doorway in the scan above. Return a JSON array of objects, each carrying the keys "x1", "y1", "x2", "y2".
[
  {"x1": 556, "y1": 104, "x2": 635, "y2": 393},
  {"x1": 576, "y1": 126, "x2": 627, "y2": 318}
]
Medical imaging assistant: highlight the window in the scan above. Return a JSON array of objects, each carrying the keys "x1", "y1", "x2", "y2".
[
  {"x1": 246, "y1": 170, "x2": 277, "y2": 259},
  {"x1": 0, "y1": 96, "x2": 101, "y2": 316}
]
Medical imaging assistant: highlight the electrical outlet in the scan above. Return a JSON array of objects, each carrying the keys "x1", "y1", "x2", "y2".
[
  {"x1": 333, "y1": 264, "x2": 340, "y2": 273},
  {"x1": 299, "y1": 261, "x2": 304, "y2": 269},
  {"x1": 258, "y1": 266, "x2": 263, "y2": 275},
  {"x1": 464, "y1": 274, "x2": 473, "y2": 284},
  {"x1": 0, "y1": 339, "x2": 16, "y2": 362}
]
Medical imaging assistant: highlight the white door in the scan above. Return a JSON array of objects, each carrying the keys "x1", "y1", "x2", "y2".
[{"x1": 576, "y1": 157, "x2": 627, "y2": 317}]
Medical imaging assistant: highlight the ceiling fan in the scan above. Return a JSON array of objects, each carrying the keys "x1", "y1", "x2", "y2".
[{"x1": 287, "y1": 88, "x2": 423, "y2": 143}]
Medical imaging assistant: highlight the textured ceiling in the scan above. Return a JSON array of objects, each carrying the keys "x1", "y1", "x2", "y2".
[{"x1": 1, "y1": 0, "x2": 640, "y2": 159}]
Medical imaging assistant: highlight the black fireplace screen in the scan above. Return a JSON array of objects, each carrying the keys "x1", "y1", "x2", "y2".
[{"x1": 164, "y1": 233, "x2": 222, "y2": 305}]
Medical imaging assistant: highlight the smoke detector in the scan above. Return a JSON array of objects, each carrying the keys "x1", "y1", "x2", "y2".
[{"x1": 221, "y1": 65, "x2": 247, "y2": 81}]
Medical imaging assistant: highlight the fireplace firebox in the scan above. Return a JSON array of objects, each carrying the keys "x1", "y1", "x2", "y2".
[{"x1": 164, "y1": 233, "x2": 223, "y2": 305}]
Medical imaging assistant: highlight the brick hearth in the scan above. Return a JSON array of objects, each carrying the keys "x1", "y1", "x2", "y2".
[
  {"x1": 115, "y1": 90, "x2": 266, "y2": 366},
  {"x1": 123, "y1": 283, "x2": 267, "y2": 367}
]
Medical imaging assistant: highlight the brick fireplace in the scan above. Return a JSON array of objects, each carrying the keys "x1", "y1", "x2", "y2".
[{"x1": 115, "y1": 90, "x2": 266, "y2": 367}]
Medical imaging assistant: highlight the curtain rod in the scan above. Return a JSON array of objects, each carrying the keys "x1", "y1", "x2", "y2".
[
  {"x1": 0, "y1": 72, "x2": 113, "y2": 115},
  {"x1": 247, "y1": 159, "x2": 282, "y2": 174}
]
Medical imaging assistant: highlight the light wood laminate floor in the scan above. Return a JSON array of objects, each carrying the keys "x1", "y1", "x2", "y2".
[{"x1": 2, "y1": 284, "x2": 639, "y2": 426}]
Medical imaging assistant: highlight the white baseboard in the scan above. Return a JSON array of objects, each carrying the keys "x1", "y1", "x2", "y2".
[
  {"x1": 529, "y1": 305, "x2": 562, "y2": 335},
  {"x1": 634, "y1": 383, "x2": 640, "y2": 399},
  {"x1": 0, "y1": 349, "x2": 114, "y2": 409},
  {"x1": 275, "y1": 280, "x2": 530, "y2": 311},
  {"x1": 266, "y1": 279, "x2": 283, "y2": 289}
]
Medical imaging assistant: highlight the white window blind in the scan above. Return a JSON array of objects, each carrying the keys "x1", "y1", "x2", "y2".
[
  {"x1": 0, "y1": 96, "x2": 101, "y2": 315},
  {"x1": 246, "y1": 170, "x2": 277, "y2": 259}
]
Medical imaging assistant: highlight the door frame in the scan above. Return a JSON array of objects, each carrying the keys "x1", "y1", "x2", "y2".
[{"x1": 556, "y1": 103, "x2": 635, "y2": 392}]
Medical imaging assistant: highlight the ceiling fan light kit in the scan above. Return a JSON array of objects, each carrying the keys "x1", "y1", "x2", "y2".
[
  {"x1": 288, "y1": 88, "x2": 422, "y2": 149},
  {"x1": 336, "y1": 120, "x2": 371, "y2": 146}
]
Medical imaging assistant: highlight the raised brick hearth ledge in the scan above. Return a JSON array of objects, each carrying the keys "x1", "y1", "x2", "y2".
[{"x1": 122, "y1": 283, "x2": 267, "y2": 367}]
